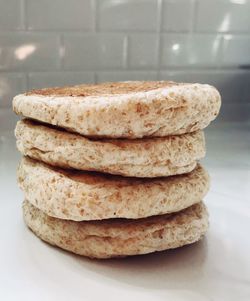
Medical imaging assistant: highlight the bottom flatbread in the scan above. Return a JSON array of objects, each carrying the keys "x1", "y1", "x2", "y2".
[{"x1": 23, "y1": 200, "x2": 209, "y2": 259}]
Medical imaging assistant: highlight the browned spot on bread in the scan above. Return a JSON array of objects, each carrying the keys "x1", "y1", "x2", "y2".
[{"x1": 26, "y1": 81, "x2": 184, "y2": 97}]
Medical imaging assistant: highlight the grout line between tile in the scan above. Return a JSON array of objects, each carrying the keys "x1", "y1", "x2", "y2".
[
  {"x1": 59, "y1": 34, "x2": 65, "y2": 70},
  {"x1": 1, "y1": 29, "x2": 250, "y2": 36},
  {"x1": 20, "y1": 0, "x2": 27, "y2": 30},
  {"x1": 216, "y1": 35, "x2": 224, "y2": 70},
  {"x1": 190, "y1": 0, "x2": 198, "y2": 33},
  {"x1": 122, "y1": 35, "x2": 129, "y2": 69},
  {"x1": 24, "y1": 72, "x2": 28, "y2": 91},
  {"x1": 92, "y1": 0, "x2": 97, "y2": 32},
  {"x1": 156, "y1": 0, "x2": 163, "y2": 80},
  {"x1": 1, "y1": 66, "x2": 250, "y2": 73}
]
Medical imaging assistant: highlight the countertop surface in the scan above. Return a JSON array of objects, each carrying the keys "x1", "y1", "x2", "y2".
[{"x1": 0, "y1": 114, "x2": 250, "y2": 301}]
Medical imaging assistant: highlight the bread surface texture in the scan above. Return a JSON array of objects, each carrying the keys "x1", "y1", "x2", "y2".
[
  {"x1": 15, "y1": 119, "x2": 206, "y2": 177},
  {"x1": 18, "y1": 157, "x2": 210, "y2": 221},
  {"x1": 13, "y1": 81, "x2": 221, "y2": 138},
  {"x1": 23, "y1": 200, "x2": 209, "y2": 258}
]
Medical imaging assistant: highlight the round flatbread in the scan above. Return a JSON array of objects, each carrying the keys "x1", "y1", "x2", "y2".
[
  {"x1": 18, "y1": 157, "x2": 210, "y2": 221},
  {"x1": 13, "y1": 81, "x2": 221, "y2": 139},
  {"x1": 15, "y1": 119, "x2": 205, "y2": 178},
  {"x1": 23, "y1": 200, "x2": 208, "y2": 259}
]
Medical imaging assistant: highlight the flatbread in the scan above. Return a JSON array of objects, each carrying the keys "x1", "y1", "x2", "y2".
[
  {"x1": 13, "y1": 81, "x2": 221, "y2": 138},
  {"x1": 18, "y1": 157, "x2": 210, "y2": 221},
  {"x1": 15, "y1": 119, "x2": 205, "y2": 177},
  {"x1": 23, "y1": 200, "x2": 209, "y2": 259}
]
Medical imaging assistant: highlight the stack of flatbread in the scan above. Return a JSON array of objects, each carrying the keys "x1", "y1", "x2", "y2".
[{"x1": 13, "y1": 81, "x2": 221, "y2": 258}]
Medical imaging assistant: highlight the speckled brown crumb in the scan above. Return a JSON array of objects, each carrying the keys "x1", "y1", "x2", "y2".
[
  {"x1": 25, "y1": 81, "x2": 183, "y2": 97},
  {"x1": 17, "y1": 157, "x2": 210, "y2": 221},
  {"x1": 13, "y1": 81, "x2": 221, "y2": 138},
  {"x1": 15, "y1": 119, "x2": 206, "y2": 177},
  {"x1": 23, "y1": 200, "x2": 209, "y2": 259}
]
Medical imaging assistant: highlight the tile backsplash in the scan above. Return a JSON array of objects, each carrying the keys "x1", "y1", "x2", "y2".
[{"x1": 0, "y1": 0, "x2": 249, "y2": 122}]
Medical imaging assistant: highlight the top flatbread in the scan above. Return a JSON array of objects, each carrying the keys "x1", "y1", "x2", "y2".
[{"x1": 13, "y1": 81, "x2": 221, "y2": 138}]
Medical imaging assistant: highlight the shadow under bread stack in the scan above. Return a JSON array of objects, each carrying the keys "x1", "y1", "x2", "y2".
[{"x1": 13, "y1": 81, "x2": 221, "y2": 259}]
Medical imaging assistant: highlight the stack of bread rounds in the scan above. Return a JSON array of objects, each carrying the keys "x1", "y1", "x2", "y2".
[{"x1": 13, "y1": 81, "x2": 221, "y2": 259}]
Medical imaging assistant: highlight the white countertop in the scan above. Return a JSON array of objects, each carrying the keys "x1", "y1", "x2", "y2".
[{"x1": 0, "y1": 115, "x2": 250, "y2": 301}]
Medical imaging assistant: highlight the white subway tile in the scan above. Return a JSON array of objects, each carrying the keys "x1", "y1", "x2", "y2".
[
  {"x1": 162, "y1": 0, "x2": 193, "y2": 32},
  {"x1": 0, "y1": 33, "x2": 61, "y2": 71},
  {"x1": 196, "y1": 0, "x2": 250, "y2": 33},
  {"x1": 0, "y1": 108, "x2": 20, "y2": 130},
  {"x1": 222, "y1": 35, "x2": 250, "y2": 67},
  {"x1": 0, "y1": 73, "x2": 26, "y2": 108},
  {"x1": 161, "y1": 34, "x2": 222, "y2": 67},
  {"x1": 96, "y1": 71, "x2": 158, "y2": 83},
  {"x1": 159, "y1": 70, "x2": 247, "y2": 103},
  {"x1": 97, "y1": 0, "x2": 158, "y2": 31},
  {"x1": 242, "y1": 72, "x2": 250, "y2": 103},
  {"x1": 0, "y1": 0, "x2": 248, "y2": 116},
  {"x1": 63, "y1": 34, "x2": 127, "y2": 70},
  {"x1": 217, "y1": 103, "x2": 250, "y2": 123},
  {"x1": 28, "y1": 72, "x2": 95, "y2": 90},
  {"x1": 0, "y1": 0, "x2": 23, "y2": 30},
  {"x1": 128, "y1": 34, "x2": 158, "y2": 68},
  {"x1": 26, "y1": 0, "x2": 95, "y2": 30}
]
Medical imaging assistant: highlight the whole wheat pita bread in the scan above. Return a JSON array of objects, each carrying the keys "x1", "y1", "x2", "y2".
[
  {"x1": 13, "y1": 81, "x2": 221, "y2": 139},
  {"x1": 23, "y1": 200, "x2": 209, "y2": 259},
  {"x1": 15, "y1": 119, "x2": 205, "y2": 177},
  {"x1": 18, "y1": 157, "x2": 210, "y2": 221}
]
